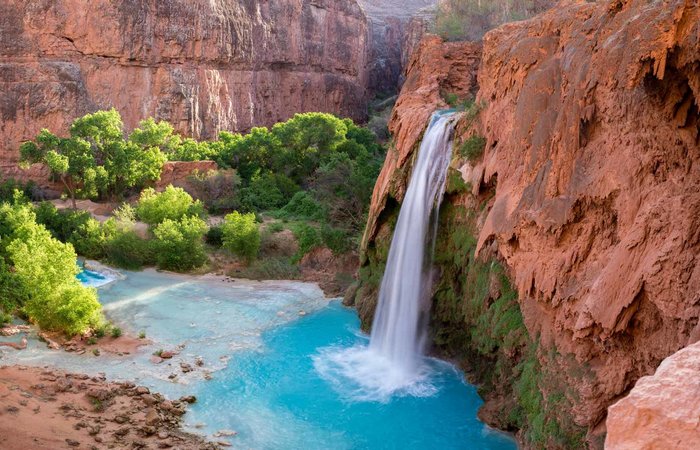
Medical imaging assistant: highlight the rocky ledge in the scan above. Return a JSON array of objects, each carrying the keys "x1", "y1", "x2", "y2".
[
  {"x1": 605, "y1": 341, "x2": 700, "y2": 450},
  {"x1": 0, "y1": 365, "x2": 221, "y2": 449}
]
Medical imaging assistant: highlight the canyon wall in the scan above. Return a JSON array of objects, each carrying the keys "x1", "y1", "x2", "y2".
[
  {"x1": 0, "y1": 0, "x2": 369, "y2": 177},
  {"x1": 357, "y1": 0, "x2": 436, "y2": 95},
  {"x1": 353, "y1": 0, "x2": 699, "y2": 447}
]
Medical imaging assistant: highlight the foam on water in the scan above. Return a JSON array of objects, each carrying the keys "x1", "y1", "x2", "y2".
[{"x1": 313, "y1": 345, "x2": 437, "y2": 403}]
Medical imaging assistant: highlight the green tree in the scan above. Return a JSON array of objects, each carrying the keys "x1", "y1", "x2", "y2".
[
  {"x1": 271, "y1": 112, "x2": 348, "y2": 183},
  {"x1": 152, "y1": 215, "x2": 208, "y2": 271},
  {"x1": 221, "y1": 211, "x2": 260, "y2": 263},
  {"x1": 20, "y1": 109, "x2": 167, "y2": 203},
  {"x1": 135, "y1": 185, "x2": 205, "y2": 226},
  {"x1": 0, "y1": 200, "x2": 103, "y2": 335}
]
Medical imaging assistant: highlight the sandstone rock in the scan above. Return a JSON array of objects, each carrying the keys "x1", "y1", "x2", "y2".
[
  {"x1": 144, "y1": 408, "x2": 159, "y2": 426},
  {"x1": 0, "y1": 0, "x2": 370, "y2": 182},
  {"x1": 160, "y1": 351, "x2": 174, "y2": 359},
  {"x1": 179, "y1": 395, "x2": 196, "y2": 404},
  {"x1": 606, "y1": 341, "x2": 700, "y2": 450},
  {"x1": 359, "y1": 0, "x2": 700, "y2": 443}
]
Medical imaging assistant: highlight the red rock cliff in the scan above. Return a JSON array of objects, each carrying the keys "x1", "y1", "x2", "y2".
[
  {"x1": 0, "y1": 0, "x2": 369, "y2": 176},
  {"x1": 358, "y1": 0, "x2": 699, "y2": 446}
]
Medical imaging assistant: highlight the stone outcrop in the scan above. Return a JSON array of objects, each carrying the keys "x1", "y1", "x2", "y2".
[
  {"x1": 357, "y1": 0, "x2": 700, "y2": 446},
  {"x1": 605, "y1": 341, "x2": 700, "y2": 450},
  {"x1": 155, "y1": 160, "x2": 218, "y2": 190},
  {"x1": 0, "y1": 0, "x2": 369, "y2": 176}
]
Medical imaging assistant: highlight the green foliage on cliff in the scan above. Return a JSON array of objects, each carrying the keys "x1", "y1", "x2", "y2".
[
  {"x1": 433, "y1": 0, "x2": 555, "y2": 41},
  {"x1": 0, "y1": 197, "x2": 103, "y2": 335},
  {"x1": 458, "y1": 136, "x2": 487, "y2": 162},
  {"x1": 429, "y1": 200, "x2": 586, "y2": 448}
]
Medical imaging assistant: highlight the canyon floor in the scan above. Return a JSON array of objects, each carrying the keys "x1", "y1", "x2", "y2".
[{"x1": 0, "y1": 365, "x2": 221, "y2": 450}]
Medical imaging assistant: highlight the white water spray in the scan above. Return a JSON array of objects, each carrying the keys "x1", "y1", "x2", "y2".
[{"x1": 314, "y1": 111, "x2": 458, "y2": 401}]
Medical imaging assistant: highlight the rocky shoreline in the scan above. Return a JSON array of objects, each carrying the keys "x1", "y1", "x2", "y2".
[{"x1": 0, "y1": 365, "x2": 224, "y2": 449}]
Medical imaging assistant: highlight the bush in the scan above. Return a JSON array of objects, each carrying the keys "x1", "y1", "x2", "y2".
[
  {"x1": 110, "y1": 326, "x2": 122, "y2": 338},
  {"x1": 266, "y1": 222, "x2": 285, "y2": 234},
  {"x1": 205, "y1": 225, "x2": 224, "y2": 247},
  {"x1": 221, "y1": 212, "x2": 260, "y2": 263},
  {"x1": 69, "y1": 217, "x2": 116, "y2": 259},
  {"x1": 34, "y1": 202, "x2": 92, "y2": 243},
  {"x1": 276, "y1": 191, "x2": 326, "y2": 221},
  {"x1": 152, "y1": 216, "x2": 208, "y2": 272},
  {"x1": 458, "y1": 136, "x2": 487, "y2": 162},
  {"x1": 186, "y1": 169, "x2": 240, "y2": 214},
  {"x1": 291, "y1": 223, "x2": 322, "y2": 263},
  {"x1": 105, "y1": 227, "x2": 154, "y2": 270},
  {"x1": 136, "y1": 185, "x2": 205, "y2": 226},
  {"x1": 234, "y1": 257, "x2": 301, "y2": 280},
  {"x1": 1, "y1": 202, "x2": 103, "y2": 335},
  {"x1": 0, "y1": 179, "x2": 38, "y2": 202},
  {"x1": 321, "y1": 225, "x2": 352, "y2": 255}
]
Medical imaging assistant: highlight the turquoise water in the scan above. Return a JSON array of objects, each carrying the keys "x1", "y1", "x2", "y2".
[
  {"x1": 190, "y1": 302, "x2": 516, "y2": 450},
  {"x1": 76, "y1": 269, "x2": 111, "y2": 287},
  {"x1": 3, "y1": 270, "x2": 516, "y2": 450}
]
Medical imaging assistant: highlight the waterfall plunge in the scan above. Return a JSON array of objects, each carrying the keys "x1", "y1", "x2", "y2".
[
  {"x1": 369, "y1": 112, "x2": 456, "y2": 371},
  {"x1": 314, "y1": 112, "x2": 458, "y2": 401}
]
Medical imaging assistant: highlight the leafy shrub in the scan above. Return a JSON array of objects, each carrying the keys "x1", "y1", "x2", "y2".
[
  {"x1": 445, "y1": 168, "x2": 471, "y2": 195},
  {"x1": 105, "y1": 227, "x2": 154, "y2": 270},
  {"x1": 238, "y1": 176, "x2": 284, "y2": 212},
  {"x1": 69, "y1": 217, "x2": 115, "y2": 259},
  {"x1": 458, "y1": 136, "x2": 487, "y2": 162},
  {"x1": 0, "y1": 179, "x2": 38, "y2": 202},
  {"x1": 152, "y1": 216, "x2": 209, "y2": 272},
  {"x1": 186, "y1": 169, "x2": 241, "y2": 214},
  {"x1": 276, "y1": 191, "x2": 326, "y2": 221},
  {"x1": 266, "y1": 222, "x2": 285, "y2": 234},
  {"x1": 234, "y1": 257, "x2": 301, "y2": 280},
  {"x1": 1, "y1": 202, "x2": 103, "y2": 335},
  {"x1": 291, "y1": 223, "x2": 322, "y2": 263},
  {"x1": 205, "y1": 225, "x2": 224, "y2": 247},
  {"x1": 110, "y1": 326, "x2": 122, "y2": 338},
  {"x1": 34, "y1": 202, "x2": 92, "y2": 243},
  {"x1": 136, "y1": 185, "x2": 205, "y2": 226},
  {"x1": 221, "y1": 212, "x2": 260, "y2": 263},
  {"x1": 321, "y1": 225, "x2": 352, "y2": 255}
]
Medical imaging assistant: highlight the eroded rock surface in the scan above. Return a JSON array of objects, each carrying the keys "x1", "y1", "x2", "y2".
[
  {"x1": 357, "y1": 0, "x2": 437, "y2": 95},
  {"x1": 0, "y1": 0, "x2": 369, "y2": 176},
  {"x1": 359, "y1": 0, "x2": 700, "y2": 445},
  {"x1": 605, "y1": 341, "x2": 700, "y2": 450}
]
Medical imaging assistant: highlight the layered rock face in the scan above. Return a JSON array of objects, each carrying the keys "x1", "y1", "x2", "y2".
[
  {"x1": 605, "y1": 341, "x2": 700, "y2": 450},
  {"x1": 0, "y1": 0, "x2": 369, "y2": 176},
  {"x1": 357, "y1": 0, "x2": 699, "y2": 446},
  {"x1": 357, "y1": 0, "x2": 437, "y2": 95}
]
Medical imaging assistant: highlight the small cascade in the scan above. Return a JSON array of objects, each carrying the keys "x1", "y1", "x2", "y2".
[
  {"x1": 369, "y1": 111, "x2": 457, "y2": 372},
  {"x1": 314, "y1": 111, "x2": 458, "y2": 401}
]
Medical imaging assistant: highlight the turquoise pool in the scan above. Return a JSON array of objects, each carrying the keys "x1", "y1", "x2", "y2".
[{"x1": 4, "y1": 270, "x2": 516, "y2": 449}]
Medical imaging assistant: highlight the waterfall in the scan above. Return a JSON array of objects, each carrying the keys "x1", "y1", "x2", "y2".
[
  {"x1": 313, "y1": 111, "x2": 457, "y2": 401},
  {"x1": 369, "y1": 111, "x2": 456, "y2": 372}
]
